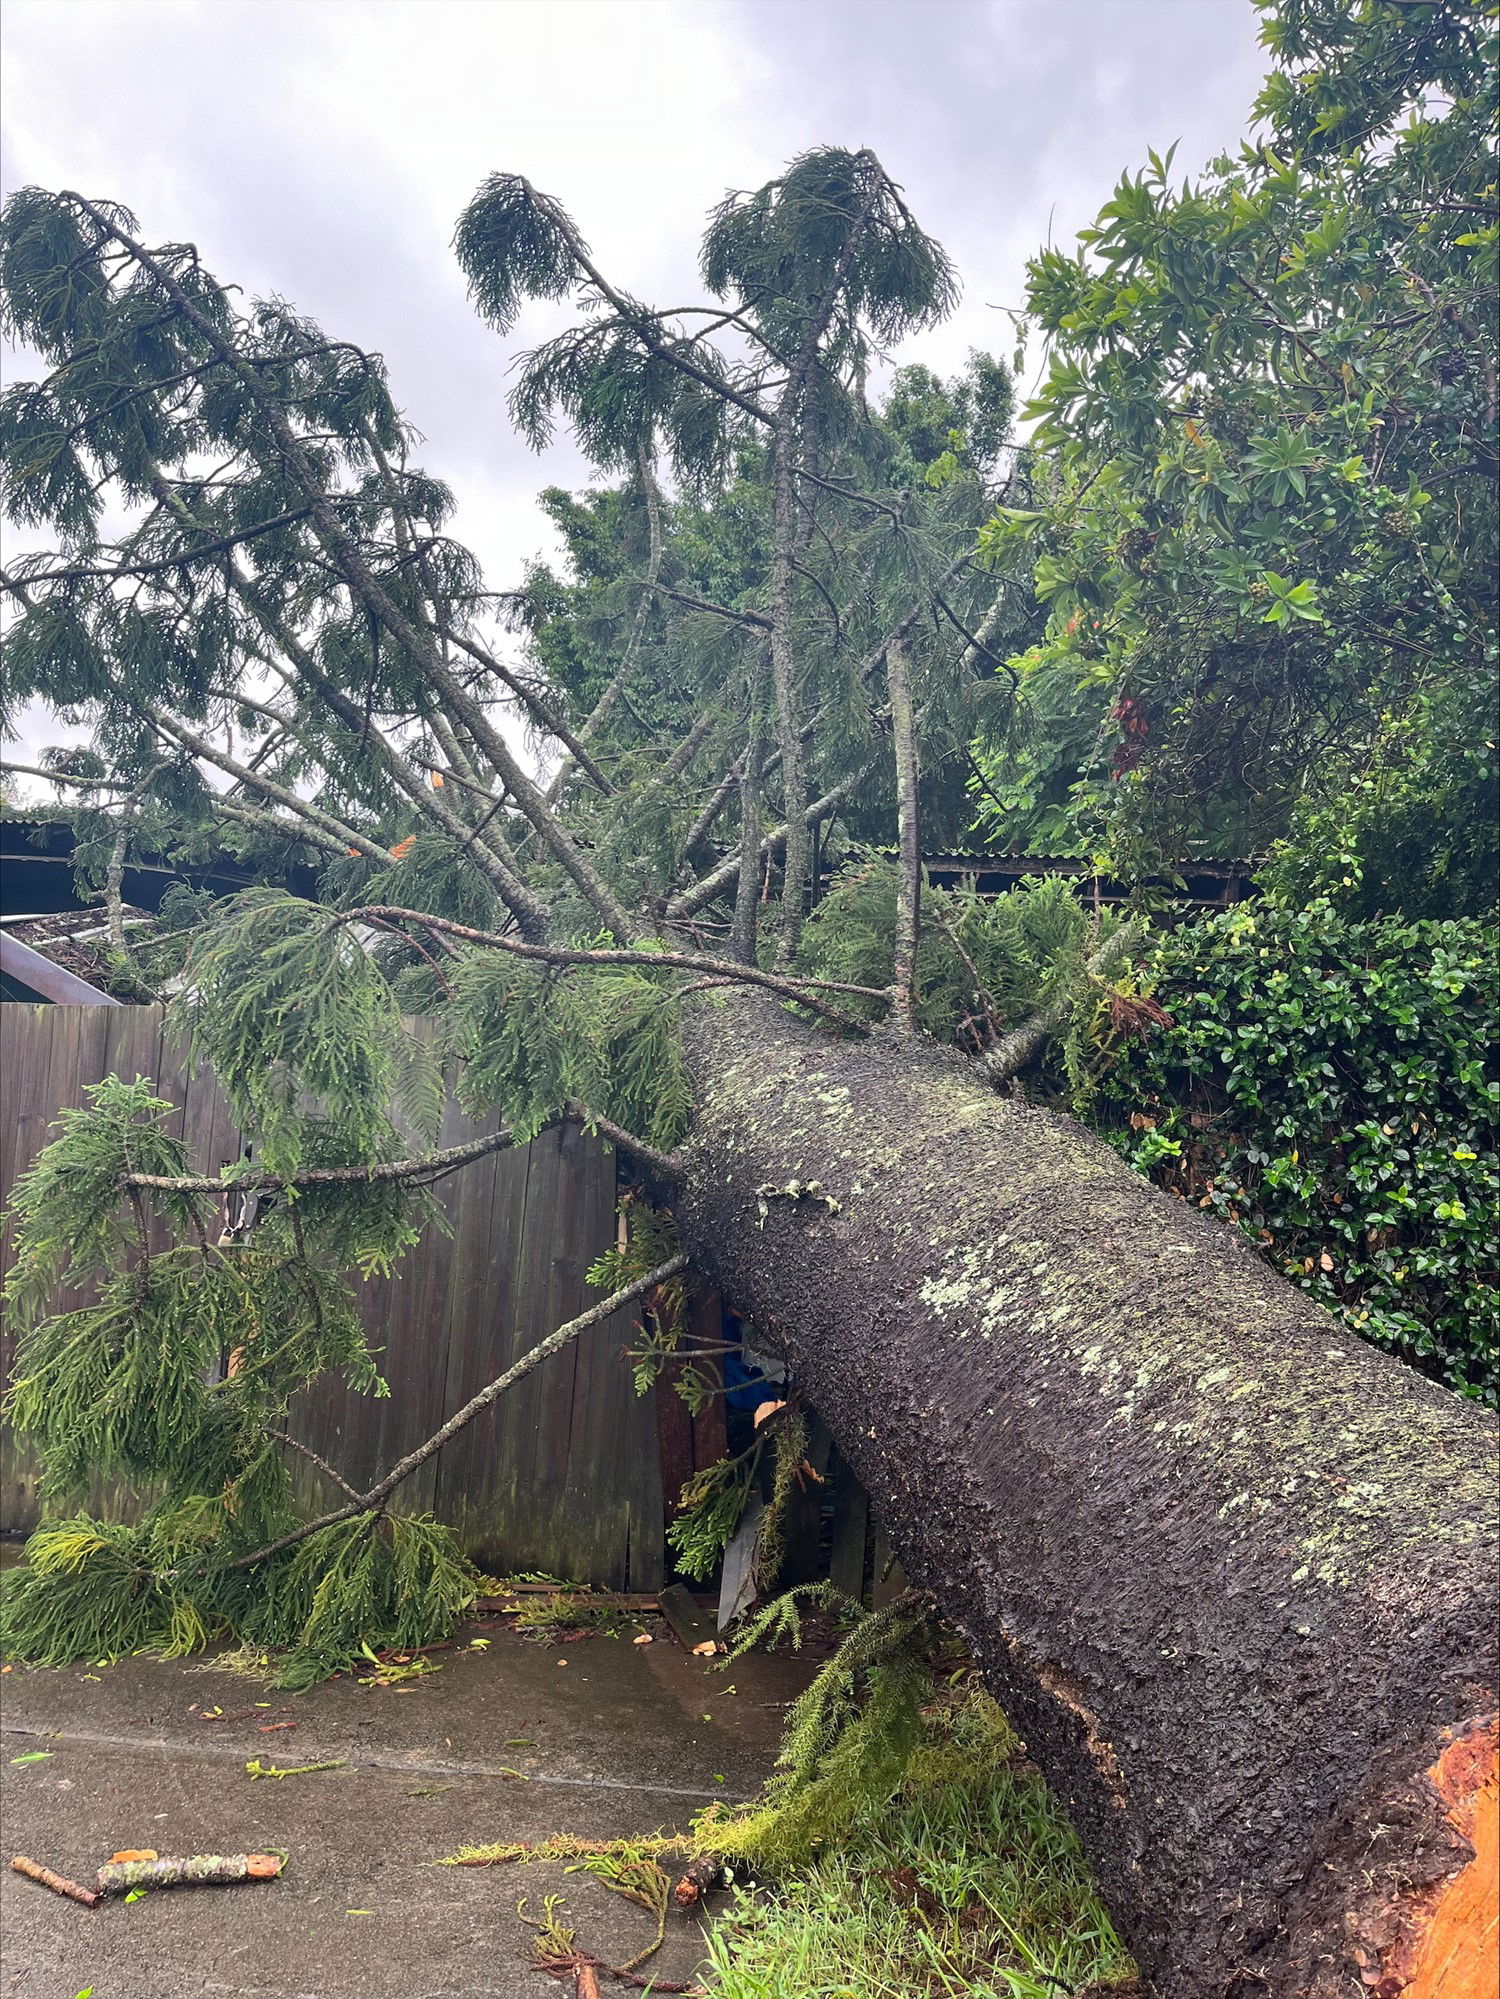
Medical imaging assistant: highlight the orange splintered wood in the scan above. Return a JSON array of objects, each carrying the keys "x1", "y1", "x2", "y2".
[{"x1": 1403, "y1": 1719, "x2": 1499, "y2": 1999}]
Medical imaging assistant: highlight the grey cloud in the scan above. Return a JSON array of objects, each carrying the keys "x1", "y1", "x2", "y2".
[{"x1": 3, "y1": 0, "x2": 1267, "y2": 612}]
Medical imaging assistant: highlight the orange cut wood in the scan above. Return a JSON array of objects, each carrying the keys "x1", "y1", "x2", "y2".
[{"x1": 1403, "y1": 1721, "x2": 1499, "y2": 1999}]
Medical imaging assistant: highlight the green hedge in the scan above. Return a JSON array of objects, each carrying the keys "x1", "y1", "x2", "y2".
[{"x1": 1092, "y1": 905, "x2": 1498, "y2": 1404}]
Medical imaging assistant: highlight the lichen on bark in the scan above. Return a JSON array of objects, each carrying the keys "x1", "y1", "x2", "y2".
[{"x1": 675, "y1": 993, "x2": 1499, "y2": 1998}]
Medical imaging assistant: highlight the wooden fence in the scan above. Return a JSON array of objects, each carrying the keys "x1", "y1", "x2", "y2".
[{"x1": 0, "y1": 1002, "x2": 670, "y2": 1588}]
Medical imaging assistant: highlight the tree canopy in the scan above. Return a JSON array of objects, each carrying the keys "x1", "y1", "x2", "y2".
[{"x1": 971, "y1": 0, "x2": 1497, "y2": 918}]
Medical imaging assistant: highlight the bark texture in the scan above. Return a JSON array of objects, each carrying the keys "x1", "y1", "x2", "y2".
[{"x1": 675, "y1": 995, "x2": 1499, "y2": 1999}]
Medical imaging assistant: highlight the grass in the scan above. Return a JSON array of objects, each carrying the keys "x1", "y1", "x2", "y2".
[
  {"x1": 698, "y1": 1690, "x2": 1136, "y2": 1999},
  {"x1": 440, "y1": 1601, "x2": 1135, "y2": 1999}
]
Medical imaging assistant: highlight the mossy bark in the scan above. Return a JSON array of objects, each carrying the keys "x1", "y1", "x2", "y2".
[{"x1": 676, "y1": 996, "x2": 1499, "y2": 1999}]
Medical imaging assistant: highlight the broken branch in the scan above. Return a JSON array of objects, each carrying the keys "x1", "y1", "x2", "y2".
[{"x1": 10, "y1": 1855, "x2": 101, "y2": 1908}]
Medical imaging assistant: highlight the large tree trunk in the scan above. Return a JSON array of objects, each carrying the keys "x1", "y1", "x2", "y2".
[{"x1": 676, "y1": 995, "x2": 1498, "y2": 1999}]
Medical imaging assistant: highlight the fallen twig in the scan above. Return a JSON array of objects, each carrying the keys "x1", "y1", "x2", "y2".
[
  {"x1": 244, "y1": 1757, "x2": 346, "y2": 1781},
  {"x1": 97, "y1": 1852, "x2": 285, "y2": 1894},
  {"x1": 10, "y1": 1855, "x2": 101, "y2": 1908}
]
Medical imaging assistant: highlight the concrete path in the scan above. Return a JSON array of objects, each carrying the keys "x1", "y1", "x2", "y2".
[{"x1": 0, "y1": 1620, "x2": 811, "y2": 1998}]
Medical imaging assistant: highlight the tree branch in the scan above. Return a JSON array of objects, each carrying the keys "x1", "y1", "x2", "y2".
[
  {"x1": 547, "y1": 442, "x2": 666, "y2": 800},
  {"x1": 265, "y1": 1429, "x2": 361, "y2": 1501},
  {"x1": 145, "y1": 706, "x2": 392, "y2": 862},
  {"x1": 209, "y1": 1255, "x2": 690, "y2": 1573},
  {"x1": 65, "y1": 193, "x2": 628, "y2": 940},
  {"x1": 124, "y1": 1123, "x2": 523, "y2": 1193},
  {"x1": 334, "y1": 904, "x2": 880, "y2": 1029},
  {"x1": 978, "y1": 920, "x2": 1144, "y2": 1085},
  {"x1": 886, "y1": 640, "x2": 920, "y2": 1034}
]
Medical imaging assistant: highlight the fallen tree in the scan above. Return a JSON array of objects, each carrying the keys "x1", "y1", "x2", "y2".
[
  {"x1": 676, "y1": 993, "x2": 1498, "y2": 1996},
  {"x1": 2, "y1": 13, "x2": 1496, "y2": 1988}
]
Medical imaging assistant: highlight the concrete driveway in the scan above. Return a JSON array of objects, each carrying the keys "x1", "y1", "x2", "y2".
[{"x1": 0, "y1": 1618, "x2": 811, "y2": 1999}]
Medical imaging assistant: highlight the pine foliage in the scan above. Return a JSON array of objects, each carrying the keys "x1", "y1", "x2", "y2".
[
  {"x1": 2, "y1": 1075, "x2": 206, "y2": 1317},
  {"x1": 244, "y1": 1513, "x2": 480, "y2": 1690},
  {"x1": 695, "y1": 1585, "x2": 936, "y2": 1872},
  {"x1": 452, "y1": 949, "x2": 691, "y2": 1149},
  {"x1": 799, "y1": 856, "x2": 1098, "y2": 1060},
  {"x1": 0, "y1": 1518, "x2": 219, "y2": 1666},
  {"x1": 668, "y1": 1442, "x2": 765, "y2": 1582},
  {"x1": 184, "y1": 889, "x2": 409, "y2": 1172},
  {"x1": 0, "y1": 1066, "x2": 478, "y2": 1686}
]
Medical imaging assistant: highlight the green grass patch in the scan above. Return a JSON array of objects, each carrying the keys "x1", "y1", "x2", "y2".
[
  {"x1": 510, "y1": 1588, "x2": 630, "y2": 1642},
  {"x1": 699, "y1": 1687, "x2": 1134, "y2": 1999}
]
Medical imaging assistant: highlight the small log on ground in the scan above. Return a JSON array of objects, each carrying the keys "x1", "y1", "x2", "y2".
[{"x1": 96, "y1": 1853, "x2": 285, "y2": 1894}]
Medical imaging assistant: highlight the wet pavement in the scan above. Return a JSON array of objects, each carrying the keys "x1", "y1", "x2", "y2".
[{"x1": 0, "y1": 1618, "x2": 812, "y2": 1998}]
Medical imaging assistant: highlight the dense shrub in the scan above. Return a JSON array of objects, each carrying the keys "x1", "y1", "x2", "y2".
[{"x1": 1092, "y1": 905, "x2": 1498, "y2": 1403}]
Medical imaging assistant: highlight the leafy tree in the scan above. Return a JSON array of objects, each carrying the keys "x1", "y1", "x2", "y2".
[{"x1": 971, "y1": 0, "x2": 1497, "y2": 918}]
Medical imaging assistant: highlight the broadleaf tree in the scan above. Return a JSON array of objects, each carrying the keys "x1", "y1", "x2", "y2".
[
  {"x1": 971, "y1": 0, "x2": 1498, "y2": 918},
  {"x1": 0, "y1": 12, "x2": 1495, "y2": 1994}
]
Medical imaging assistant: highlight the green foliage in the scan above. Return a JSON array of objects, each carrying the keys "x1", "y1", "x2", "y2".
[
  {"x1": 2, "y1": 1075, "x2": 206, "y2": 1319},
  {"x1": 1257, "y1": 687, "x2": 1498, "y2": 922},
  {"x1": 453, "y1": 173, "x2": 582, "y2": 336},
  {"x1": 756, "y1": 1408, "x2": 809, "y2": 1593},
  {"x1": 800, "y1": 857, "x2": 1095, "y2": 1055},
  {"x1": 512, "y1": 1589, "x2": 628, "y2": 1643},
  {"x1": 245, "y1": 1512, "x2": 479, "y2": 1690},
  {"x1": 452, "y1": 948, "x2": 691, "y2": 1149},
  {"x1": 697, "y1": 1594, "x2": 1132, "y2": 1989},
  {"x1": 882, "y1": 355, "x2": 1013, "y2": 480},
  {"x1": 0, "y1": 1068, "x2": 472, "y2": 1685},
  {"x1": 568, "y1": 1851, "x2": 672, "y2": 1975},
  {"x1": 703, "y1": 147, "x2": 957, "y2": 351},
  {"x1": 0, "y1": 1518, "x2": 219, "y2": 1666},
  {"x1": 1092, "y1": 904, "x2": 1499, "y2": 1401},
  {"x1": 183, "y1": 889, "x2": 410, "y2": 1173},
  {"x1": 972, "y1": 0, "x2": 1497, "y2": 899},
  {"x1": 590, "y1": 1196, "x2": 690, "y2": 1398},
  {"x1": 705, "y1": 1586, "x2": 932, "y2": 1873},
  {"x1": 700, "y1": 1685, "x2": 1133, "y2": 1999},
  {"x1": 7, "y1": 1265, "x2": 221, "y2": 1499},
  {"x1": 0, "y1": 1504, "x2": 477, "y2": 1688},
  {"x1": 668, "y1": 1442, "x2": 764, "y2": 1582},
  {"x1": 587, "y1": 1195, "x2": 685, "y2": 1303}
]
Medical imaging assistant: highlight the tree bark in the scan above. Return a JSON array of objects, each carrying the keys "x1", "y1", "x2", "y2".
[{"x1": 674, "y1": 994, "x2": 1499, "y2": 1999}]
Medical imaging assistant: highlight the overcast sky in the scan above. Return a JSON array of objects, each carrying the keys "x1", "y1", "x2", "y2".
[
  {"x1": 1, "y1": 0, "x2": 1269, "y2": 772},
  {"x1": 1, "y1": 0, "x2": 1272, "y2": 563}
]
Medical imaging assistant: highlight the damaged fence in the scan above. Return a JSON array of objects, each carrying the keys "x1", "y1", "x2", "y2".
[{"x1": 1, "y1": 1001, "x2": 899, "y2": 1602}]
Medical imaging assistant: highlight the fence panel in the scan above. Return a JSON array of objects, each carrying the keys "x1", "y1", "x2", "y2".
[{"x1": 0, "y1": 1002, "x2": 663, "y2": 1587}]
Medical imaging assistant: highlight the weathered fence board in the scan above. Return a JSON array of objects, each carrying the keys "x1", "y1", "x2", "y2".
[{"x1": 0, "y1": 1003, "x2": 664, "y2": 1588}]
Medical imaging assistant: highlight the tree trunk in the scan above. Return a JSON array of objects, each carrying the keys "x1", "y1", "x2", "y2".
[{"x1": 675, "y1": 995, "x2": 1499, "y2": 1999}]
